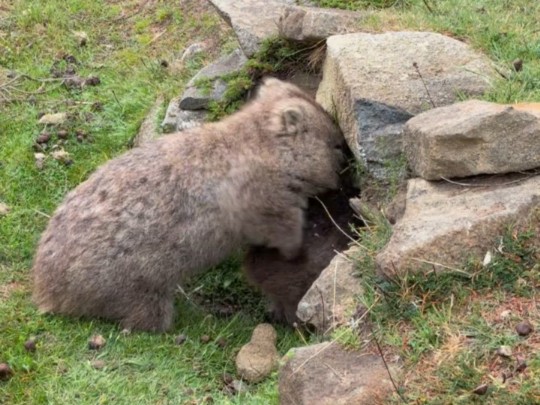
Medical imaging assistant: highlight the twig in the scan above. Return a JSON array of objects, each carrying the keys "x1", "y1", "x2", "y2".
[
  {"x1": 113, "y1": 0, "x2": 150, "y2": 22},
  {"x1": 374, "y1": 336, "x2": 406, "y2": 403},
  {"x1": 422, "y1": 0, "x2": 434, "y2": 14},
  {"x1": 410, "y1": 257, "x2": 471, "y2": 276},
  {"x1": 413, "y1": 62, "x2": 436, "y2": 108},
  {"x1": 439, "y1": 174, "x2": 535, "y2": 188},
  {"x1": 314, "y1": 196, "x2": 367, "y2": 249}
]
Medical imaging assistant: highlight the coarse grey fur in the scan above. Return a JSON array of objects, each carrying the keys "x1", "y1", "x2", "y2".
[{"x1": 32, "y1": 78, "x2": 345, "y2": 332}]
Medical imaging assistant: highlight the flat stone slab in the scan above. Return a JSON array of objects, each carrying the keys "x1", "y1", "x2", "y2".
[
  {"x1": 404, "y1": 100, "x2": 540, "y2": 180},
  {"x1": 279, "y1": 342, "x2": 400, "y2": 405},
  {"x1": 376, "y1": 174, "x2": 540, "y2": 275},
  {"x1": 278, "y1": 6, "x2": 368, "y2": 42},
  {"x1": 209, "y1": 0, "x2": 298, "y2": 56},
  {"x1": 160, "y1": 97, "x2": 207, "y2": 134},
  {"x1": 316, "y1": 31, "x2": 496, "y2": 178}
]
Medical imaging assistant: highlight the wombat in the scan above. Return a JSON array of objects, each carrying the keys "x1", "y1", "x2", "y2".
[
  {"x1": 32, "y1": 77, "x2": 345, "y2": 332},
  {"x1": 243, "y1": 179, "x2": 360, "y2": 325}
]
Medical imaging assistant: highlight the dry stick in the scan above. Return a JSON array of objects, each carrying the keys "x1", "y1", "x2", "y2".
[
  {"x1": 413, "y1": 62, "x2": 436, "y2": 108},
  {"x1": 440, "y1": 174, "x2": 535, "y2": 188},
  {"x1": 422, "y1": 0, "x2": 434, "y2": 14},
  {"x1": 374, "y1": 336, "x2": 407, "y2": 403},
  {"x1": 314, "y1": 196, "x2": 367, "y2": 250}
]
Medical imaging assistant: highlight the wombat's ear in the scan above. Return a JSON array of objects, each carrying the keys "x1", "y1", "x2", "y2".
[
  {"x1": 257, "y1": 77, "x2": 283, "y2": 99},
  {"x1": 282, "y1": 107, "x2": 303, "y2": 136}
]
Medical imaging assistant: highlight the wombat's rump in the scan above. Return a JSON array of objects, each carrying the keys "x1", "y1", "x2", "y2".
[
  {"x1": 32, "y1": 78, "x2": 344, "y2": 332},
  {"x1": 243, "y1": 180, "x2": 360, "y2": 325}
]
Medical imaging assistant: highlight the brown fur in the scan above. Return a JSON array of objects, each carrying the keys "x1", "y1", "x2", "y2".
[
  {"x1": 243, "y1": 180, "x2": 360, "y2": 325},
  {"x1": 32, "y1": 78, "x2": 344, "y2": 332}
]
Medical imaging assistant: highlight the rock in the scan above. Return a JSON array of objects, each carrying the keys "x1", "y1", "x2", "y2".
[
  {"x1": 515, "y1": 321, "x2": 534, "y2": 336},
  {"x1": 72, "y1": 31, "x2": 88, "y2": 46},
  {"x1": 209, "y1": 0, "x2": 297, "y2": 56},
  {"x1": 376, "y1": 174, "x2": 540, "y2": 276},
  {"x1": 179, "y1": 48, "x2": 247, "y2": 110},
  {"x1": 0, "y1": 202, "x2": 9, "y2": 216},
  {"x1": 179, "y1": 79, "x2": 228, "y2": 110},
  {"x1": 279, "y1": 342, "x2": 399, "y2": 405},
  {"x1": 34, "y1": 152, "x2": 46, "y2": 170},
  {"x1": 175, "y1": 334, "x2": 187, "y2": 345},
  {"x1": 51, "y1": 149, "x2": 72, "y2": 165},
  {"x1": 497, "y1": 345, "x2": 512, "y2": 358},
  {"x1": 296, "y1": 247, "x2": 363, "y2": 333},
  {"x1": 235, "y1": 323, "x2": 279, "y2": 383},
  {"x1": 161, "y1": 97, "x2": 207, "y2": 133},
  {"x1": 472, "y1": 384, "x2": 489, "y2": 395},
  {"x1": 316, "y1": 32, "x2": 495, "y2": 179},
  {"x1": 132, "y1": 96, "x2": 163, "y2": 146},
  {"x1": 24, "y1": 338, "x2": 37, "y2": 353},
  {"x1": 38, "y1": 112, "x2": 67, "y2": 125},
  {"x1": 278, "y1": 6, "x2": 368, "y2": 43},
  {"x1": 91, "y1": 360, "x2": 106, "y2": 370},
  {"x1": 404, "y1": 100, "x2": 540, "y2": 180},
  {"x1": 88, "y1": 334, "x2": 106, "y2": 350}
]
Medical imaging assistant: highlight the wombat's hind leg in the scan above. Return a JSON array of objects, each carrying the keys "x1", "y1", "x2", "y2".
[{"x1": 120, "y1": 294, "x2": 174, "y2": 332}]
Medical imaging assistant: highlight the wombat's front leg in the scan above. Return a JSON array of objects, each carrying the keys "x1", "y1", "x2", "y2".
[{"x1": 261, "y1": 207, "x2": 304, "y2": 261}]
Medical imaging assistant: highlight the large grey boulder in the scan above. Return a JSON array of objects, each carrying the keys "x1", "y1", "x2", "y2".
[
  {"x1": 209, "y1": 0, "x2": 297, "y2": 57},
  {"x1": 179, "y1": 48, "x2": 247, "y2": 110},
  {"x1": 296, "y1": 247, "x2": 363, "y2": 333},
  {"x1": 316, "y1": 31, "x2": 496, "y2": 178},
  {"x1": 376, "y1": 174, "x2": 540, "y2": 276},
  {"x1": 279, "y1": 342, "x2": 400, "y2": 405},
  {"x1": 278, "y1": 6, "x2": 368, "y2": 43},
  {"x1": 404, "y1": 100, "x2": 540, "y2": 180}
]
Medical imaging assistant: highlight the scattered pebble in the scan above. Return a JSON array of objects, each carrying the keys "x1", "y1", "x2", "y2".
[
  {"x1": 500, "y1": 310, "x2": 512, "y2": 320},
  {"x1": 38, "y1": 112, "x2": 67, "y2": 125},
  {"x1": 175, "y1": 334, "x2": 187, "y2": 345},
  {"x1": 85, "y1": 76, "x2": 101, "y2": 86},
  {"x1": 73, "y1": 31, "x2": 88, "y2": 47},
  {"x1": 57, "y1": 130, "x2": 69, "y2": 139},
  {"x1": 0, "y1": 203, "x2": 9, "y2": 216},
  {"x1": 91, "y1": 360, "x2": 106, "y2": 370},
  {"x1": 216, "y1": 337, "x2": 227, "y2": 348},
  {"x1": 34, "y1": 152, "x2": 46, "y2": 170},
  {"x1": 88, "y1": 334, "x2": 106, "y2": 350},
  {"x1": 51, "y1": 149, "x2": 73, "y2": 165},
  {"x1": 200, "y1": 335, "x2": 211, "y2": 344},
  {"x1": 515, "y1": 321, "x2": 534, "y2": 336},
  {"x1": 24, "y1": 338, "x2": 37, "y2": 353},
  {"x1": 0, "y1": 363, "x2": 13, "y2": 381},
  {"x1": 36, "y1": 132, "x2": 51, "y2": 144},
  {"x1": 497, "y1": 345, "x2": 512, "y2": 358},
  {"x1": 472, "y1": 383, "x2": 488, "y2": 395}
]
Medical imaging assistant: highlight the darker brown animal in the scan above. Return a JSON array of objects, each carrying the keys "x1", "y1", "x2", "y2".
[
  {"x1": 32, "y1": 78, "x2": 344, "y2": 332},
  {"x1": 243, "y1": 179, "x2": 360, "y2": 325}
]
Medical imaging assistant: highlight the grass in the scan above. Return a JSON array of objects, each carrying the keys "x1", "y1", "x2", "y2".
[{"x1": 1, "y1": 0, "x2": 540, "y2": 404}]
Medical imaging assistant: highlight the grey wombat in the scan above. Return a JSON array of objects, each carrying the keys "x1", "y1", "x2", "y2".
[
  {"x1": 243, "y1": 180, "x2": 360, "y2": 325},
  {"x1": 32, "y1": 78, "x2": 344, "y2": 332}
]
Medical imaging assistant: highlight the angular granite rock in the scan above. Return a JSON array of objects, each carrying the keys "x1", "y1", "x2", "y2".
[
  {"x1": 404, "y1": 100, "x2": 540, "y2": 180},
  {"x1": 316, "y1": 31, "x2": 496, "y2": 179},
  {"x1": 160, "y1": 97, "x2": 207, "y2": 134}
]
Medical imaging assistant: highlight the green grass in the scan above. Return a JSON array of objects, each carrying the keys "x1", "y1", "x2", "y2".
[{"x1": 2, "y1": 0, "x2": 540, "y2": 403}]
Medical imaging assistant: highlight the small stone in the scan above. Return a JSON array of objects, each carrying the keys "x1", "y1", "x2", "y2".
[
  {"x1": 497, "y1": 345, "x2": 512, "y2": 358},
  {"x1": 512, "y1": 58, "x2": 523, "y2": 72},
  {"x1": 180, "y1": 43, "x2": 205, "y2": 63},
  {"x1": 0, "y1": 203, "x2": 9, "y2": 216},
  {"x1": 200, "y1": 335, "x2": 211, "y2": 344},
  {"x1": 500, "y1": 310, "x2": 512, "y2": 320},
  {"x1": 36, "y1": 132, "x2": 51, "y2": 144},
  {"x1": 88, "y1": 334, "x2": 106, "y2": 350},
  {"x1": 91, "y1": 360, "x2": 105, "y2": 369},
  {"x1": 175, "y1": 334, "x2": 187, "y2": 345},
  {"x1": 472, "y1": 383, "x2": 489, "y2": 395},
  {"x1": 235, "y1": 324, "x2": 279, "y2": 383},
  {"x1": 24, "y1": 338, "x2": 37, "y2": 353},
  {"x1": 515, "y1": 360, "x2": 527, "y2": 373},
  {"x1": 73, "y1": 31, "x2": 88, "y2": 47},
  {"x1": 0, "y1": 363, "x2": 13, "y2": 380},
  {"x1": 38, "y1": 112, "x2": 67, "y2": 125},
  {"x1": 34, "y1": 152, "x2": 46, "y2": 170},
  {"x1": 51, "y1": 149, "x2": 73, "y2": 165},
  {"x1": 57, "y1": 130, "x2": 69, "y2": 139},
  {"x1": 515, "y1": 321, "x2": 534, "y2": 336},
  {"x1": 231, "y1": 380, "x2": 249, "y2": 394},
  {"x1": 120, "y1": 328, "x2": 131, "y2": 336},
  {"x1": 160, "y1": 60, "x2": 168, "y2": 68}
]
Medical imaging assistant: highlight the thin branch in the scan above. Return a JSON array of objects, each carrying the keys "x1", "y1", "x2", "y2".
[{"x1": 374, "y1": 336, "x2": 406, "y2": 403}]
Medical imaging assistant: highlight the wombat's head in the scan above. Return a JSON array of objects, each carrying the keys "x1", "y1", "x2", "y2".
[{"x1": 256, "y1": 77, "x2": 345, "y2": 195}]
